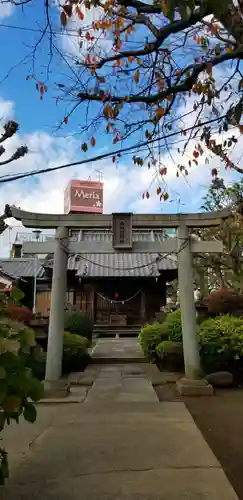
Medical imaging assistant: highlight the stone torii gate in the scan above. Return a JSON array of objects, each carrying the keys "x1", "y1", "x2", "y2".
[{"x1": 5, "y1": 205, "x2": 231, "y2": 395}]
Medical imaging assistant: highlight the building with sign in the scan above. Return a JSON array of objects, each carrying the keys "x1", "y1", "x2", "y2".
[
  {"x1": 64, "y1": 180, "x2": 104, "y2": 214},
  {"x1": 0, "y1": 179, "x2": 177, "y2": 331}
]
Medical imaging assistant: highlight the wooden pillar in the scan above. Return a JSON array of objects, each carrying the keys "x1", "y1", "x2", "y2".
[
  {"x1": 89, "y1": 286, "x2": 95, "y2": 322},
  {"x1": 140, "y1": 290, "x2": 146, "y2": 325}
]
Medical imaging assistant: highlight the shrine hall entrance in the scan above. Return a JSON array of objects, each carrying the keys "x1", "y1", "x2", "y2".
[{"x1": 93, "y1": 277, "x2": 167, "y2": 327}]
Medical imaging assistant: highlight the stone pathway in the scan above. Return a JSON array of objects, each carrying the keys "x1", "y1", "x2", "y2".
[
  {"x1": 85, "y1": 364, "x2": 159, "y2": 403},
  {"x1": 91, "y1": 337, "x2": 145, "y2": 362},
  {"x1": 1, "y1": 338, "x2": 239, "y2": 499},
  {"x1": 84, "y1": 339, "x2": 158, "y2": 403}
]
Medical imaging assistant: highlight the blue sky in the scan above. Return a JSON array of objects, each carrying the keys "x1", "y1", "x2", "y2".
[{"x1": 0, "y1": 2, "x2": 242, "y2": 256}]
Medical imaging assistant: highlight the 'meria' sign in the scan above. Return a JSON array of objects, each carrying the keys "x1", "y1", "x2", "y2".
[{"x1": 64, "y1": 180, "x2": 104, "y2": 214}]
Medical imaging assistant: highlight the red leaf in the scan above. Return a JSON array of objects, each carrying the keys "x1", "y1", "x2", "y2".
[
  {"x1": 90, "y1": 136, "x2": 96, "y2": 147},
  {"x1": 63, "y1": 4, "x2": 72, "y2": 17},
  {"x1": 60, "y1": 10, "x2": 67, "y2": 26},
  {"x1": 160, "y1": 166, "x2": 167, "y2": 176},
  {"x1": 193, "y1": 151, "x2": 199, "y2": 158},
  {"x1": 112, "y1": 156, "x2": 116, "y2": 163},
  {"x1": 76, "y1": 5, "x2": 84, "y2": 20},
  {"x1": 146, "y1": 191, "x2": 150, "y2": 199},
  {"x1": 142, "y1": 193, "x2": 145, "y2": 199},
  {"x1": 211, "y1": 168, "x2": 218, "y2": 177},
  {"x1": 64, "y1": 116, "x2": 68, "y2": 124}
]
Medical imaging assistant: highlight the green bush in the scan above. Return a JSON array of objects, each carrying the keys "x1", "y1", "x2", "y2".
[
  {"x1": 64, "y1": 312, "x2": 93, "y2": 343},
  {"x1": 0, "y1": 291, "x2": 44, "y2": 484},
  {"x1": 156, "y1": 340, "x2": 184, "y2": 371},
  {"x1": 62, "y1": 333, "x2": 90, "y2": 374},
  {"x1": 139, "y1": 322, "x2": 167, "y2": 360},
  {"x1": 197, "y1": 315, "x2": 243, "y2": 376},
  {"x1": 25, "y1": 345, "x2": 46, "y2": 381},
  {"x1": 159, "y1": 309, "x2": 182, "y2": 342},
  {"x1": 139, "y1": 310, "x2": 182, "y2": 361}
]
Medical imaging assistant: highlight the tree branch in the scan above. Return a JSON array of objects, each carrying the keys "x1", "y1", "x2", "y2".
[
  {"x1": 78, "y1": 48, "x2": 243, "y2": 105},
  {"x1": 95, "y1": 6, "x2": 211, "y2": 68}
]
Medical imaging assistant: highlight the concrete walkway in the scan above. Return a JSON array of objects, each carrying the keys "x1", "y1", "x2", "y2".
[
  {"x1": 91, "y1": 337, "x2": 145, "y2": 362},
  {"x1": 1, "y1": 338, "x2": 239, "y2": 499}
]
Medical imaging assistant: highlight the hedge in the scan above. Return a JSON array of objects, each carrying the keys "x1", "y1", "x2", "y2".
[
  {"x1": 26, "y1": 333, "x2": 90, "y2": 380},
  {"x1": 64, "y1": 312, "x2": 93, "y2": 343},
  {"x1": 204, "y1": 288, "x2": 243, "y2": 316},
  {"x1": 198, "y1": 315, "x2": 243, "y2": 379},
  {"x1": 62, "y1": 333, "x2": 90, "y2": 374},
  {"x1": 156, "y1": 340, "x2": 184, "y2": 371},
  {"x1": 139, "y1": 309, "x2": 182, "y2": 360},
  {"x1": 140, "y1": 311, "x2": 243, "y2": 384}
]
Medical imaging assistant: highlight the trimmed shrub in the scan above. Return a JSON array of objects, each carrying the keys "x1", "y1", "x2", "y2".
[
  {"x1": 139, "y1": 310, "x2": 182, "y2": 361},
  {"x1": 64, "y1": 311, "x2": 93, "y2": 343},
  {"x1": 7, "y1": 305, "x2": 34, "y2": 324},
  {"x1": 204, "y1": 288, "x2": 243, "y2": 315},
  {"x1": 156, "y1": 340, "x2": 184, "y2": 371},
  {"x1": 198, "y1": 315, "x2": 243, "y2": 382},
  {"x1": 159, "y1": 309, "x2": 182, "y2": 342},
  {"x1": 62, "y1": 333, "x2": 90, "y2": 374},
  {"x1": 139, "y1": 322, "x2": 167, "y2": 361},
  {"x1": 25, "y1": 345, "x2": 46, "y2": 381}
]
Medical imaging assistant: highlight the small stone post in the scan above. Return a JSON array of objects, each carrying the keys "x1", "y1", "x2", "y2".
[
  {"x1": 45, "y1": 226, "x2": 68, "y2": 382},
  {"x1": 176, "y1": 224, "x2": 213, "y2": 395}
]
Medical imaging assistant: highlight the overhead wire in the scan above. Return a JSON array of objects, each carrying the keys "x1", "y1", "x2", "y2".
[{"x1": 0, "y1": 114, "x2": 230, "y2": 184}]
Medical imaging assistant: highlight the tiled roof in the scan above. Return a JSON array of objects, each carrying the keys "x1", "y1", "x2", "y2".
[
  {"x1": 43, "y1": 229, "x2": 177, "y2": 278},
  {"x1": 0, "y1": 258, "x2": 45, "y2": 278},
  {"x1": 75, "y1": 253, "x2": 177, "y2": 278},
  {"x1": 43, "y1": 252, "x2": 177, "y2": 278}
]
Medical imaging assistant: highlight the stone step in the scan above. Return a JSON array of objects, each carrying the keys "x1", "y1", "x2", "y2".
[
  {"x1": 90, "y1": 356, "x2": 148, "y2": 364},
  {"x1": 94, "y1": 330, "x2": 140, "y2": 338}
]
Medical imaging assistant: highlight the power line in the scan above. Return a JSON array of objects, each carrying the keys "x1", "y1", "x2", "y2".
[
  {"x1": 0, "y1": 22, "x2": 145, "y2": 43},
  {"x1": 0, "y1": 114, "x2": 229, "y2": 184}
]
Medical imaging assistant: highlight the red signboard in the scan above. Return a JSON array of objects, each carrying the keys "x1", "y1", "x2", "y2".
[{"x1": 64, "y1": 180, "x2": 104, "y2": 214}]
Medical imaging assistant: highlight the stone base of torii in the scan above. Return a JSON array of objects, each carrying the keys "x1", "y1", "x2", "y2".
[{"x1": 3, "y1": 205, "x2": 232, "y2": 395}]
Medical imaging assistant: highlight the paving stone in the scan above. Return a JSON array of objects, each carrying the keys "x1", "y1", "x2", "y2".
[
  {"x1": 91, "y1": 338, "x2": 145, "y2": 362},
  {"x1": 1, "y1": 338, "x2": 239, "y2": 500}
]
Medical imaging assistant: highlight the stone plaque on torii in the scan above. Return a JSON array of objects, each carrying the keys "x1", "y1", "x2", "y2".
[{"x1": 2, "y1": 205, "x2": 232, "y2": 395}]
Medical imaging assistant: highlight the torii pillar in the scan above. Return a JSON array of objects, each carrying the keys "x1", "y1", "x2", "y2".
[
  {"x1": 45, "y1": 226, "x2": 69, "y2": 381},
  {"x1": 176, "y1": 224, "x2": 212, "y2": 396}
]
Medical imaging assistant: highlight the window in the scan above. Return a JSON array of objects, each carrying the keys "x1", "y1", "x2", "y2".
[{"x1": 119, "y1": 220, "x2": 125, "y2": 244}]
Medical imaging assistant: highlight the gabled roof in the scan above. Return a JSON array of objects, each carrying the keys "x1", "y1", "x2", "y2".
[
  {"x1": 0, "y1": 258, "x2": 45, "y2": 279},
  {"x1": 44, "y1": 252, "x2": 177, "y2": 278},
  {"x1": 75, "y1": 253, "x2": 177, "y2": 278}
]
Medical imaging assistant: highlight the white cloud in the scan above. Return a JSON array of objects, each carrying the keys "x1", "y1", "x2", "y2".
[
  {"x1": 61, "y1": 5, "x2": 112, "y2": 60},
  {"x1": 0, "y1": 98, "x2": 14, "y2": 122},
  {"x1": 0, "y1": 89, "x2": 242, "y2": 257},
  {"x1": 0, "y1": 2, "x2": 13, "y2": 18}
]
